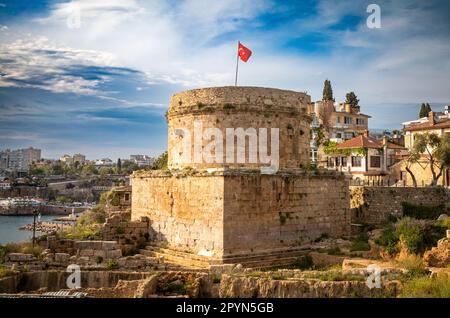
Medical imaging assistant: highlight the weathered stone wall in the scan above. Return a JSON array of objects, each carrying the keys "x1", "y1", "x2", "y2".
[
  {"x1": 102, "y1": 214, "x2": 150, "y2": 250},
  {"x1": 350, "y1": 186, "x2": 450, "y2": 223},
  {"x1": 167, "y1": 87, "x2": 311, "y2": 170},
  {"x1": 131, "y1": 169, "x2": 350, "y2": 263},
  {"x1": 46, "y1": 238, "x2": 122, "y2": 265},
  {"x1": 222, "y1": 171, "x2": 350, "y2": 257},
  {"x1": 131, "y1": 170, "x2": 225, "y2": 259}
]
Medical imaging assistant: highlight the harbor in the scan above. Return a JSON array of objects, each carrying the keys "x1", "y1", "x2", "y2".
[{"x1": 0, "y1": 197, "x2": 92, "y2": 215}]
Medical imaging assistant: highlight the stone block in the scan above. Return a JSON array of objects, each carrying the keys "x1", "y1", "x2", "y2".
[
  {"x1": 54, "y1": 253, "x2": 70, "y2": 263},
  {"x1": 8, "y1": 253, "x2": 36, "y2": 262},
  {"x1": 102, "y1": 241, "x2": 118, "y2": 251},
  {"x1": 106, "y1": 249, "x2": 122, "y2": 259},
  {"x1": 79, "y1": 249, "x2": 94, "y2": 257},
  {"x1": 93, "y1": 250, "x2": 106, "y2": 259}
]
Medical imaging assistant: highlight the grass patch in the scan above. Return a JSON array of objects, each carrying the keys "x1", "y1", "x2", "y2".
[
  {"x1": 350, "y1": 233, "x2": 371, "y2": 252},
  {"x1": 271, "y1": 273, "x2": 287, "y2": 280},
  {"x1": 400, "y1": 275, "x2": 450, "y2": 298},
  {"x1": 0, "y1": 242, "x2": 43, "y2": 260},
  {"x1": 105, "y1": 260, "x2": 119, "y2": 270},
  {"x1": 0, "y1": 265, "x2": 15, "y2": 278},
  {"x1": 395, "y1": 253, "x2": 428, "y2": 277},
  {"x1": 60, "y1": 205, "x2": 106, "y2": 240},
  {"x1": 326, "y1": 246, "x2": 344, "y2": 256}
]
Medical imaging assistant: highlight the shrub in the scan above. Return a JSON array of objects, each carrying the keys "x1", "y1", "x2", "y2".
[
  {"x1": 396, "y1": 253, "x2": 428, "y2": 277},
  {"x1": 350, "y1": 240, "x2": 371, "y2": 252},
  {"x1": 350, "y1": 233, "x2": 371, "y2": 251},
  {"x1": 61, "y1": 225, "x2": 101, "y2": 240},
  {"x1": 271, "y1": 273, "x2": 286, "y2": 280},
  {"x1": 376, "y1": 217, "x2": 447, "y2": 256},
  {"x1": 77, "y1": 206, "x2": 106, "y2": 226},
  {"x1": 400, "y1": 275, "x2": 450, "y2": 298},
  {"x1": 213, "y1": 276, "x2": 221, "y2": 284},
  {"x1": 1, "y1": 242, "x2": 43, "y2": 258},
  {"x1": 95, "y1": 256, "x2": 104, "y2": 264},
  {"x1": 375, "y1": 226, "x2": 400, "y2": 255},
  {"x1": 326, "y1": 246, "x2": 344, "y2": 256},
  {"x1": 0, "y1": 265, "x2": 14, "y2": 278},
  {"x1": 105, "y1": 260, "x2": 119, "y2": 270},
  {"x1": 395, "y1": 218, "x2": 424, "y2": 254},
  {"x1": 116, "y1": 228, "x2": 125, "y2": 235},
  {"x1": 291, "y1": 255, "x2": 314, "y2": 270}
]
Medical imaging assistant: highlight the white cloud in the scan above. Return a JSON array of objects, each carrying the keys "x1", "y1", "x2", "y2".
[{"x1": 0, "y1": 36, "x2": 121, "y2": 94}]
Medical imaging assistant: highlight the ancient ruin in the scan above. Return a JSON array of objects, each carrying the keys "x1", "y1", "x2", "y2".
[{"x1": 131, "y1": 86, "x2": 351, "y2": 267}]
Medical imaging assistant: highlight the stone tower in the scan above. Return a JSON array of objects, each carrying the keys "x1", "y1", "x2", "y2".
[{"x1": 132, "y1": 87, "x2": 350, "y2": 267}]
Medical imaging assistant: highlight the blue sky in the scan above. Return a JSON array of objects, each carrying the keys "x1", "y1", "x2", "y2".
[{"x1": 1, "y1": 0, "x2": 450, "y2": 160}]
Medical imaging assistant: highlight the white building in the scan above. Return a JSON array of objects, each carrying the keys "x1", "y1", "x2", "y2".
[
  {"x1": 325, "y1": 132, "x2": 406, "y2": 181},
  {"x1": 94, "y1": 158, "x2": 114, "y2": 167},
  {"x1": 0, "y1": 147, "x2": 41, "y2": 172},
  {"x1": 130, "y1": 155, "x2": 154, "y2": 167}
]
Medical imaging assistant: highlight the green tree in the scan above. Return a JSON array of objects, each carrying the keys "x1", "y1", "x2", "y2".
[
  {"x1": 121, "y1": 160, "x2": 140, "y2": 174},
  {"x1": 419, "y1": 103, "x2": 427, "y2": 118},
  {"x1": 322, "y1": 79, "x2": 334, "y2": 101},
  {"x1": 412, "y1": 133, "x2": 450, "y2": 186},
  {"x1": 345, "y1": 91, "x2": 359, "y2": 108},
  {"x1": 51, "y1": 161, "x2": 65, "y2": 175},
  {"x1": 81, "y1": 164, "x2": 98, "y2": 176},
  {"x1": 152, "y1": 151, "x2": 168, "y2": 170},
  {"x1": 117, "y1": 158, "x2": 122, "y2": 172},
  {"x1": 98, "y1": 167, "x2": 112, "y2": 178},
  {"x1": 419, "y1": 103, "x2": 432, "y2": 118}
]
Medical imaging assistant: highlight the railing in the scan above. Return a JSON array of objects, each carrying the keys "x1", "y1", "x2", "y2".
[{"x1": 348, "y1": 179, "x2": 433, "y2": 187}]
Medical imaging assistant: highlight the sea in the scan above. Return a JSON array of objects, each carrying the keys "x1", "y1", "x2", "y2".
[{"x1": 0, "y1": 215, "x2": 56, "y2": 244}]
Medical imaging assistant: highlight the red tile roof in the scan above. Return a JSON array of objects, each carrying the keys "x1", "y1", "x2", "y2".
[
  {"x1": 404, "y1": 118, "x2": 450, "y2": 131},
  {"x1": 336, "y1": 135, "x2": 405, "y2": 149}
]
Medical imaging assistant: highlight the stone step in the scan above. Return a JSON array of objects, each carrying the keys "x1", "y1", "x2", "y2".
[
  {"x1": 144, "y1": 246, "x2": 212, "y2": 262},
  {"x1": 139, "y1": 249, "x2": 209, "y2": 268},
  {"x1": 142, "y1": 245, "x2": 309, "y2": 268},
  {"x1": 221, "y1": 249, "x2": 309, "y2": 263}
]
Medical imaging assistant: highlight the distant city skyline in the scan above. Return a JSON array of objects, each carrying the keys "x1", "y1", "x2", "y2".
[{"x1": 1, "y1": 1, "x2": 450, "y2": 159}]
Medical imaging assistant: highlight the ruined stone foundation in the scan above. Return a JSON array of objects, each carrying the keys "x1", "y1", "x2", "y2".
[
  {"x1": 132, "y1": 86, "x2": 350, "y2": 267},
  {"x1": 132, "y1": 169, "x2": 350, "y2": 266}
]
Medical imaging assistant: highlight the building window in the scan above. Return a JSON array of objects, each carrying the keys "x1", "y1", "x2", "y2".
[
  {"x1": 336, "y1": 133, "x2": 342, "y2": 138},
  {"x1": 370, "y1": 156, "x2": 381, "y2": 168},
  {"x1": 345, "y1": 132, "x2": 354, "y2": 139},
  {"x1": 337, "y1": 116, "x2": 340, "y2": 123},
  {"x1": 335, "y1": 157, "x2": 340, "y2": 166},
  {"x1": 344, "y1": 116, "x2": 353, "y2": 124},
  {"x1": 356, "y1": 118, "x2": 365, "y2": 125},
  {"x1": 351, "y1": 156, "x2": 362, "y2": 167},
  {"x1": 341, "y1": 157, "x2": 347, "y2": 166},
  {"x1": 328, "y1": 157, "x2": 335, "y2": 167}
]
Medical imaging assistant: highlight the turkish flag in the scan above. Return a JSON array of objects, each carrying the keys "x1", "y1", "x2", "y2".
[{"x1": 238, "y1": 42, "x2": 252, "y2": 62}]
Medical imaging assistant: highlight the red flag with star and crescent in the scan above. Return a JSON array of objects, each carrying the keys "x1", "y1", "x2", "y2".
[{"x1": 238, "y1": 42, "x2": 252, "y2": 62}]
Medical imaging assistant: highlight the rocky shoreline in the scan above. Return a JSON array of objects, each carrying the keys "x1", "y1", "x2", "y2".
[{"x1": 19, "y1": 221, "x2": 73, "y2": 234}]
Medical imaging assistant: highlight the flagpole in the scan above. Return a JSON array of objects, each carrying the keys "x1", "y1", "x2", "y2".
[{"x1": 235, "y1": 41, "x2": 239, "y2": 86}]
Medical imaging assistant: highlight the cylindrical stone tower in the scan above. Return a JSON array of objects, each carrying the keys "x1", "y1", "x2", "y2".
[{"x1": 166, "y1": 86, "x2": 311, "y2": 170}]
